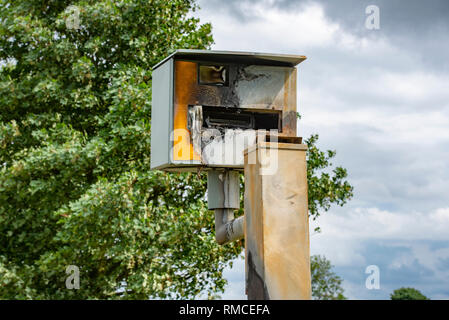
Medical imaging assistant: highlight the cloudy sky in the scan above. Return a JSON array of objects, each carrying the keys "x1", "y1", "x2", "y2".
[{"x1": 194, "y1": 0, "x2": 449, "y2": 299}]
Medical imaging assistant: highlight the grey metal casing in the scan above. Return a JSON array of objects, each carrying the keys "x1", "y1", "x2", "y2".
[
  {"x1": 150, "y1": 58, "x2": 173, "y2": 170},
  {"x1": 150, "y1": 49, "x2": 306, "y2": 172}
]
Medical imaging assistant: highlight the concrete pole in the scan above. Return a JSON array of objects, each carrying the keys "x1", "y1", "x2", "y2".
[{"x1": 244, "y1": 140, "x2": 311, "y2": 300}]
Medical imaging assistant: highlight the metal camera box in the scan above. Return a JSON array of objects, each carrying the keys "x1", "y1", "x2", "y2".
[{"x1": 150, "y1": 49, "x2": 306, "y2": 171}]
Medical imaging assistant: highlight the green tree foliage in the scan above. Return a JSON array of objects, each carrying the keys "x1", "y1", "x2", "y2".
[
  {"x1": 0, "y1": 0, "x2": 353, "y2": 299},
  {"x1": 390, "y1": 287, "x2": 429, "y2": 300},
  {"x1": 310, "y1": 255, "x2": 346, "y2": 300},
  {"x1": 305, "y1": 133, "x2": 353, "y2": 229}
]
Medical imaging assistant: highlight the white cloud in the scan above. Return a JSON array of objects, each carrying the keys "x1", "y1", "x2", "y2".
[
  {"x1": 221, "y1": 255, "x2": 246, "y2": 299},
  {"x1": 380, "y1": 71, "x2": 449, "y2": 103},
  {"x1": 197, "y1": 1, "x2": 364, "y2": 52},
  {"x1": 311, "y1": 207, "x2": 449, "y2": 243},
  {"x1": 195, "y1": 0, "x2": 449, "y2": 299},
  {"x1": 303, "y1": 109, "x2": 449, "y2": 145}
]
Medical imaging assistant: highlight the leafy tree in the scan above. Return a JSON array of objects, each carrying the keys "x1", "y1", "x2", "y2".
[
  {"x1": 305, "y1": 133, "x2": 353, "y2": 232},
  {"x1": 390, "y1": 287, "x2": 429, "y2": 300},
  {"x1": 0, "y1": 0, "x2": 353, "y2": 299},
  {"x1": 310, "y1": 255, "x2": 346, "y2": 300}
]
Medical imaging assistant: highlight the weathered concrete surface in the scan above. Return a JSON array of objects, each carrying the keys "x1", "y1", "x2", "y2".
[{"x1": 244, "y1": 141, "x2": 311, "y2": 300}]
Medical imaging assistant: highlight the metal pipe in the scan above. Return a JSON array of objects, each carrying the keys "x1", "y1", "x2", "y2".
[
  {"x1": 214, "y1": 209, "x2": 244, "y2": 245},
  {"x1": 207, "y1": 170, "x2": 244, "y2": 245}
]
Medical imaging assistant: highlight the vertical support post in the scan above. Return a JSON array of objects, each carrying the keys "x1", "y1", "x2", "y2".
[
  {"x1": 244, "y1": 141, "x2": 311, "y2": 300},
  {"x1": 207, "y1": 170, "x2": 244, "y2": 245}
]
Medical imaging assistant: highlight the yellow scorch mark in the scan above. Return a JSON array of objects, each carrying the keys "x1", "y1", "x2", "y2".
[{"x1": 173, "y1": 60, "x2": 201, "y2": 161}]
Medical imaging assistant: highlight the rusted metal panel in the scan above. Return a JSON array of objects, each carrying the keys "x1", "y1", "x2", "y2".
[
  {"x1": 282, "y1": 67, "x2": 297, "y2": 137},
  {"x1": 175, "y1": 61, "x2": 296, "y2": 113},
  {"x1": 172, "y1": 60, "x2": 298, "y2": 168},
  {"x1": 173, "y1": 60, "x2": 201, "y2": 161},
  {"x1": 244, "y1": 141, "x2": 311, "y2": 300},
  {"x1": 187, "y1": 105, "x2": 203, "y2": 157},
  {"x1": 151, "y1": 50, "x2": 305, "y2": 171}
]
